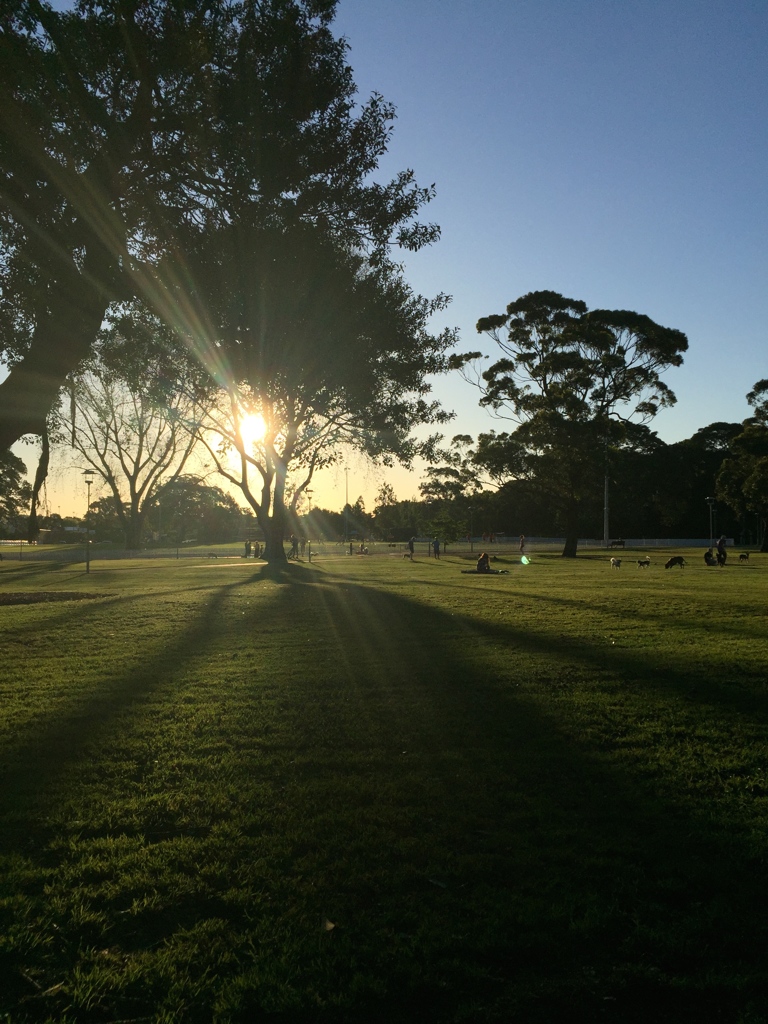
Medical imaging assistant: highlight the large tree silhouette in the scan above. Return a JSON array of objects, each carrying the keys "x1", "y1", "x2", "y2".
[
  {"x1": 1, "y1": 0, "x2": 440, "y2": 452},
  {"x1": 184, "y1": 222, "x2": 454, "y2": 563},
  {"x1": 458, "y1": 290, "x2": 688, "y2": 556}
]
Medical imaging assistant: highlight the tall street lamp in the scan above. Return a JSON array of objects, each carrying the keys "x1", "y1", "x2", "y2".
[
  {"x1": 706, "y1": 496, "x2": 715, "y2": 550},
  {"x1": 83, "y1": 469, "x2": 95, "y2": 574},
  {"x1": 344, "y1": 467, "x2": 349, "y2": 545},
  {"x1": 469, "y1": 506, "x2": 474, "y2": 553},
  {"x1": 306, "y1": 489, "x2": 313, "y2": 562}
]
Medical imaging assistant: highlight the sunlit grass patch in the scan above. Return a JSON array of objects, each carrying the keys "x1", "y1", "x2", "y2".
[{"x1": 2, "y1": 552, "x2": 768, "y2": 1021}]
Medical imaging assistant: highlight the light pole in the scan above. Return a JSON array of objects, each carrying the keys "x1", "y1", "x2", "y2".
[
  {"x1": 344, "y1": 467, "x2": 349, "y2": 545},
  {"x1": 306, "y1": 489, "x2": 313, "y2": 562},
  {"x1": 706, "y1": 496, "x2": 715, "y2": 550},
  {"x1": 469, "y1": 506, "x2": 474, "y2": 553},
  {"x1": 83, "y1": 469, "x2": 95, "y2": 574}
]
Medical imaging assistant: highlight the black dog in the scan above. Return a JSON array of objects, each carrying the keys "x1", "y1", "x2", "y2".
[{"x1": 664, "y1": 556, "x2": 686, "y2": 569}]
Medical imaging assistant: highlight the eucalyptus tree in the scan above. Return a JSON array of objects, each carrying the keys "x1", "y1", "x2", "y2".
[
  {"x1": 0, "y1": 0, "x2": 440, "y2": 452},
  {"x1": 457, "y1": 290, "x2": 688, "y2": 556},
  {"x1": 717, "y1": 382, "x2": 768, "y2": 550},
  {"x1": 148, "y1": 476, "x2": 248, "y2": 545},
  {"x1": 186, "y1": 222, "x2": 455, "y2": 562},
  {"x1": 0, "y1": 449, "x2": 32, "y2": 535},
  {"x1": 62, "y1": 317, "x2": 208, "y2": 550}
]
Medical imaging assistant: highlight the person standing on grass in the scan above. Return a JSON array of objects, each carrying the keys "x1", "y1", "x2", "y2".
[
  {"x1": 519, "y1": 534, "x2": 525, "y2": 557},
  {"x1": 408, "y1": 536, "x2": 415, "y2": 560},
  {"x1": 433, "y1": 537, "x2": 440, "y2": 559},
  {"x1": 716, "y1": 535, "x2": 727, "y2": 566}
]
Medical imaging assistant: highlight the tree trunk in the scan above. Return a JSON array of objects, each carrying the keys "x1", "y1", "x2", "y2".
[
  {"x1": 262, "y1": 455, "x2": 289, "y2": 565},
  {"x1": 124, "y1": 512, "x2": 145, "y2": 552},
  {"x1": 561, "y1": 500, "x2": 579, "y2": 557},
  {"x1": 561, "y1": 534, "x2": 579, "y2": 558},
  {"x1": 263, "y1": 515, "x2": 287, "y2": 564},
  {"x1": 0, "y1": 268, "x2": 108, "y2": 450}
]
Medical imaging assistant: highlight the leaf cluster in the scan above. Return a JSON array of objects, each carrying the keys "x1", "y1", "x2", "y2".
[
  {"x1": 0, "y1": 447, "x2": 32, "y2": 524},
  {"x1": 475, "y1": 290, "x2": 688, "y2": 431}
]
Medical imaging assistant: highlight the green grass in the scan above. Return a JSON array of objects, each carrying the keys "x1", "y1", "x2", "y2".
[{"x1": 2, "y1": 549, "x2": 768, "y2": 1023}]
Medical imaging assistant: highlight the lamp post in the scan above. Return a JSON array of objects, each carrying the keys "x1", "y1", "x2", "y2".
[
  {"x1": 706, "y1": 496, "x2": 715, "y2": 550},
  {"x1": 469, "y1": 506, "x2": 474, "y2": 553},
  {"x1": 306, "y1": 489, "x2": 313, "y2": 562},
  {"x1": 344, "y1": 467, "x2": 349, "y2": 545},
  {"x1": 83, "y1": 470, "x2": 95, "y2": 574}
]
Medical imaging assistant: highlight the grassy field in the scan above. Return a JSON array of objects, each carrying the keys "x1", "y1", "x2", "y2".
[{"x1": 2, "y1": 548, "x2": 768, "y2": 1023}]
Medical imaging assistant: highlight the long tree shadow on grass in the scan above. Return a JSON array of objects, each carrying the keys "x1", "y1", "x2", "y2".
[
  {"x1": 0, "y1": 571, "x2": 268, "y2": 831},
  {"x1": 218, "y1": 577, "x2": 768, "y2": 1023},
  {"x1": 2, "y1": 569, "x2": 768, "y2": 1023}
]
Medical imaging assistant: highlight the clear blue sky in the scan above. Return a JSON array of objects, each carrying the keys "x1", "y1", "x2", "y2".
[
  {"x1": 15, "y1": 0, "x2": 768, "y2": 514},
  {"x1": 334, "y1": 0, "x2": 768, "y2": 448}
]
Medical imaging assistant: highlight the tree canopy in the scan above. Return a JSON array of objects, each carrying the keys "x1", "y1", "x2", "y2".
[
  {"x1": 456, "y1": 290, "x2": 688, "y2": 555},
  {"x1": 0, "y1": 449, "x2": 32, "y2": 535},
  {"x1": 0, "y1": 0, "x2": 441, "y2": 450},
  {"x1": 60, "y1": 320, "x2": 207, "y2": 550},
  {"x1": 717, "y1": 382, "x2": 768, "y2": 552},
  {"x1": 184, "y1": 222, "x2": 455, "y2": 561}
]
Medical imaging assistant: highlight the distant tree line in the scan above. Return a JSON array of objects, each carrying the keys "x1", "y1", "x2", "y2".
[
  {"x1": 412, "y1": 422, "x2": 748, "y2": 546},
  {"x1": 328, "y1": 412, "x2": 767, "y2": 550}
]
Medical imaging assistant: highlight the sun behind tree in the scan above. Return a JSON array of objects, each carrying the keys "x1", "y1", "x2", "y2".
[{"x1": 238, "y1": 414, "x2": 266, "y2": 451}]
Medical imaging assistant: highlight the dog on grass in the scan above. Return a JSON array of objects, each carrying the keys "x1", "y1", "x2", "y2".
[
  {"x1": 637, "y1": 558, "x2": 651, "y2": 568},
  {"x1": 664, "y1": 555, "x2": 686, "y2": 569},
  {"x1": 739, "y1": 552, "x2": 750, "y2": 563},
  {"x1": 610, "y1": 557, "x2": 622, "y2": 569}
]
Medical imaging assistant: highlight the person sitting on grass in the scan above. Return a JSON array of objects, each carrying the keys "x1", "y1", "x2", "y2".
[
  {"x1": 704, "y1": 548, "x2": 718, "y2": 566},
  {"x1": 477, "y1": 551, "x2": 491, "y2": 573}
]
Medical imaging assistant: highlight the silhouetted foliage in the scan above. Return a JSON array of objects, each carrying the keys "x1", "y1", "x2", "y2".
[
  {"x1": 188, "y1": 222, "x2": 455, "y2": 563},
  {"x1": 1, "y1": 0, "x2": 447, "y2": 459},
  {"x1": 455, "y1": 291, "x2": 688, "y2": 555},
  {"x1": 717, "y1": 385, "x2": 768, "y2": 550},
  {"x1": 0, "y1": 448, "x2": 31, "y2": 535}
]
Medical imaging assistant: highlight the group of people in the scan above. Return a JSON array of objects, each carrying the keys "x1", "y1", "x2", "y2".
[
  {"x1": 404, "y1": 534, "x2": 525, "y2": 572},
  {"x1": 289, "y1": 534, "x2": 309, "y2": 559},
  {"x1": 704, "y1": 535, "x2": 728, "y2": 567},
  {"x1": 406, "y1": 537, "x2": 442, "y2": 560}
]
